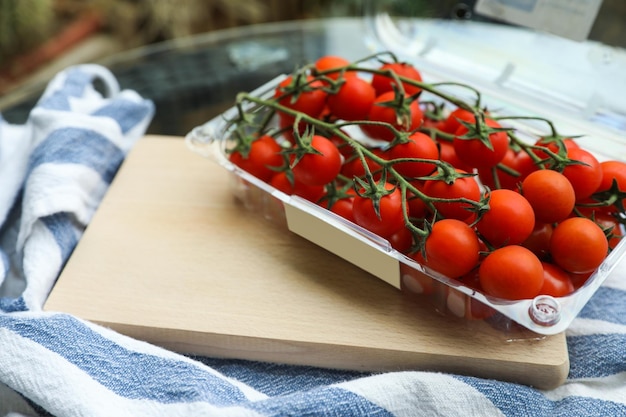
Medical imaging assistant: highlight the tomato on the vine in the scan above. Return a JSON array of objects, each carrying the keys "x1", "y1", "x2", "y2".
[
  {"x1": 229, "y1": 135, "x2": 284, "y2": 182},
  {"x1": 550, "y1": 217, "x2": 608, "y2": 274},
  {"x1": 371, "y1": 62, "x2": 423, "y2": 97},
  {"x1": 269, "y1": 172, "x2": 325, "y2": 203},
  {"x1": 437, "y1": 140, "x2": 473, "y2": 172},
  {"x1": 593, "y1": 211, "x2": 624, "y2": 249},
  {"x1": 275, "y1": 75, "x2": 327, "y2": 118},
  {"x1": 440, "y1": 107, "x2": 476, "y2": 134},
  {"x1": 562, "y1": 148, "x2": 602, "y2": 200},
  {"x1": 314, "y1": 55, "x2": 355, "y2": 81},
  {"x1": 340, "y1": 149, "x2": 384, "y2": 181},
  {"x1": 521, "y1": 222, "x2": 553, "y2": 260},
  {"x1": 291, "y1": 135, "x2": 343, "y2": 186},
  {"x1": 327, "y1": 75, "x2": 376, "y2": 121},
  {"x1": 361, "y1": 91, "x2": 423, "y2": 141},
  {"x1": 596, "y1": 160, "x2": 626, "y2": 211},
  {"x1": 423, "y1": 218, "x2": 480, "y2": 278},
  {"x1": 477, "y1": 147, "x2": 536, "y2": 190},
  {"x1": 533, "y1": 137, "x2": 580, "y2": 161},
  {"x1": 476, "y1": 189, "x2": 535, "y2": 247},
  {"x1": 352, "y1": 182, "x2": 406, "y2": 238},
  {"x1": 479, "y1": 245, "x2": 544, "y2": 300},
  {"x1": 521, "y1": 169, "x2": 575, "y2": 223},
  {"x1": 453, "y1": 117, "x2": 509, "y2": 170},
  {"x1": 422, "y1": 170, "x2": 481, "y2": 220},
  {"x1": 388, "y1": 132, "x2": 439, "y2": 178},
  {"x1": 539, "y1": 262, "x2": 575, "y2": 297}
]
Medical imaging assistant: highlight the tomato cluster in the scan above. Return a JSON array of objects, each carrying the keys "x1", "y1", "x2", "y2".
[{"x1": 227, "y1": 52, "x2": 626, "y2": 302}]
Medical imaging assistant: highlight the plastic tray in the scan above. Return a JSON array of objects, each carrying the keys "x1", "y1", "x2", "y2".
[{"x1": 185, "y1": 67, "x2": 626, "y2": 336}]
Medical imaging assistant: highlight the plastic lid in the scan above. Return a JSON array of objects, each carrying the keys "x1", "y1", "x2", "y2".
[{"x1": 362, "y1": 0, "x2": 626, "y2": 135}]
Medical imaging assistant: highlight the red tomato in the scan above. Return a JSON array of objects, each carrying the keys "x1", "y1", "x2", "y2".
[
  {"x1": 597, "y1": 160, "x2": 626, "y2": 210},
  {"x1": 477, "y1": 148, "x2": 536, "y2": 190},
  {"x1": 423, "y1": 170, "x2": 481, "y2": 220},
  {"x1": 371, "y1": 62, "x2": 423, "y2": 97},
  {"x1": 314, "y1": 55, "x2": 354, "y2": 81},
  {"x1": 388, "y1": 132, "x2": 439, "y2": 178},
  {"x1": 320, "y1": 194, "x2": 355, "y2": 223},
  {"x1": 361, "y1": 91, "x2": 423, "y2": 141},
  {"x1": 406, "y1": 181, "x2": 428, "y2": 219},
  {"x1": 533, "y1": 137, "x2": 580, "y2": 161},
  {"x1": 275, "y1": 75, "x2": 327, "y2": 118},
  {"x1": 479, "y1": 245, "x2": 544, "y2": 300},
  {"x1": 521, "y1": 169, "x2": 575, "y2": 223},
  {"x1": 453, "y1": 117, "x2": 509, "y2": 170},
  {"x1": 269, "y1": 172, "x2": 325, "y2": 203},
  {"x1": 521, "y1": 222, "x2": 554, "y2": 260},
  {"x1": 550, "y1": 217, "x2": 608, "y2": 274},
  {"x1": 562, "y1": 148, "x2": 602, "y2": 200},
  {"x1": 539, "y1": 262, "x2": 575, "y2": 297},
  {"x1": 340, "y1": 150, "x2": 384, "y2": 181},
  {"x1": 327, "y1": 76, "x2": 376, "y2": 121},
  {"x1": 424, "y1": 219, "x2": 481, "y2": 278},
  {"x1": 437, "y1": 140, "x2": 473, "y2": 172},
  {"x1": 352, "y1": 182, "x2": 406, "y2": 238},
  {"x1": 440, "y1": 107, "x2": 476, "y2": 134},
  {"x1": 593, "y1": 212, "x2": 624, "y2": 249},
  {"x1": 229, "y1": 135, "x2": 284, "y2": 182},
  {"x1": 388, "y1": 226, "x2": 414, "y2": 253},
  {"x1": 476, "y1": 189, "x2": 535, "y2": 247},
  {"x1": 291, "y1": 135, "x2": 342, "y2": 186}
]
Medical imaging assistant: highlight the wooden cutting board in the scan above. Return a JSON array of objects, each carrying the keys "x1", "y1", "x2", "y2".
[{"x1": 44, "y1": 135, "x2": 569, "y2": 389}]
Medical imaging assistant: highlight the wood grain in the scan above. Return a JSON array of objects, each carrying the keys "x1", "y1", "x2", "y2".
[{"x1": 44, "y1": 135, "x2": 570, "y2": 389}]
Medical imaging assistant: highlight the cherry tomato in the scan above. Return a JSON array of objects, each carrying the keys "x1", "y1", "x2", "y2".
[
  {"x1": 352, "y1": 182, "x2": 406, "y2": 238},
  {"x1": 479, "y1": 245, "x2": 544, "y2": 300},
  {"x1": 562, "y1": 148, "x2": 602, "y2": 200},
  {"x1": 361, "y1": 91, "x2": 423, "y2": 141},
  {"x1": 550, "y1": 217, "x2": 608, "y2": 274},
  {"x1": 340, "y1": 149, "x2": 384, "y2": 181},
  {"x1": 423, "y1": 170, "x2": 481, "y2": 220},
  {"x1": 533, "y1": 137, "x2": 580, "y2": 161},
  {"x1": 371, "y1": 62, "x2": 423, "y2": 97},
  {"x1": 269, "y1": 172, "x2": 325, "y2": 203},
  {"x1": 453, "y1": 117, "x2": 509, "y2": 170},
  {"x1": 440, "y1": 107, "x2": 476, "y2": 134},
  {"x1": 477, "y1": 148, "x2": 536, "y2": 190},
  {"x1": 437, "y1": 140, "x2": 474, "y2": 172},
  {"x1": 406, "y1": 181, "x2": 428, "y2": 219},
  {"x1": 275, "y1": 75, "x2": 327, "y2": 118},
  {"x1": 291, "y1": 135, "x2": 342, "y2": 186},
  {"x1": 521, "y1": 169, "x2": 575, "y2": 223},
  {"x1": 314, "y1": 55, "x2": 355, "y2": 81},
  {"x1": 521, "y1": 222, "x2": 553, "y2": 260},
  {"x1": 593, "y1": 212, "x2": 624, "y2": 249},
  {"x1": 424, "y1": 219, "x2": 481, "y2": 278},
  {"x1": 388, "y1": 132, "x2": 439, "y2": 178},
  {"x1": 229, "y1": 135, "x2": 284, "y2": 182},
  {"x1": 476, "y1": 189, "x2": 535, "y2": 247},
  {"x1": 388, "y1": 226, "x2": 414, "y2": 253},
  {"x1": 320, "y1": 193, "x2": 355, "y2": 223},
  {"x1": 327, "y1": 75, "x2": 376, "y2": 121},
  {"x1": 596, "y1": 160, "x2": 626, "y2": 210},
  {"x1": 539, "y1": 262, "x2": 575, "y2": 297}
]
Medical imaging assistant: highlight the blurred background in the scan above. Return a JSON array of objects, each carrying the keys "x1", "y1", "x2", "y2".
[
  {"x1": 1, "y1": 0, "x2": 625, "y2": 136},
  {"x1": 2, "y1": 0, "x2": 625, "y2": 96}
]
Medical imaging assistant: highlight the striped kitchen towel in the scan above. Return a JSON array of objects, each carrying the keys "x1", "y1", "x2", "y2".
[{"x1": 1, "y1": 65, "x2": 625, "y2": 417}]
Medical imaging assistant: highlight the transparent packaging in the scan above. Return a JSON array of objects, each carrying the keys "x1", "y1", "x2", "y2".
[{"x1": 186, "y1": 68, "x2": 626, "y2": 335}]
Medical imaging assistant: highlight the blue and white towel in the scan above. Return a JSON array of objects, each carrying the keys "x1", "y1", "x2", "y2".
[{"x1": 1, "y1": 65, "x2": 626, "y2": 417}]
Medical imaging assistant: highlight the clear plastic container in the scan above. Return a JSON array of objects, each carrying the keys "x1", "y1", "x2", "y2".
[{"x1": 186, "y1": 68, "x2": 626, "y2": 335}]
